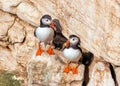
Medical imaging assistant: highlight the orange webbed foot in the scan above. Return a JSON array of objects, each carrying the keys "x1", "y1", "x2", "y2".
[
  {"x1": 46, "y1": 45, "x2": 54, "y2": 55},
  {"x1": 72, "y1": 67, "x2": 78, "y2": 74},
  {"x1": 36, "y1": 47, "x2": 43, "y2": 56},
  {"x1": 64, "y1": 65, "x2": 71, "y2": 73},
  {"x1": 36, "y1": 43, "x2": 43, "y2": 56},
  {"x1": 72, "y1": 64, "x2": 78, "y2": 74}
]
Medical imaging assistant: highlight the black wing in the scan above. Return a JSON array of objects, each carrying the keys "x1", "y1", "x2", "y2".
[
  {"x1": 81, "y1": 52, "x2": 94, "y2": 66},
  {"x1": 52, "y1": 33, "x2": 67, "y2": 49},
  {"x1": 53, "y1": 19, "x2": 62, "y2": 33}
]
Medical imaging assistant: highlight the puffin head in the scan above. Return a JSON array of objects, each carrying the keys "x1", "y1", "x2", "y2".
[
  {"x1": 69, "y1": 35, "x2": 80, "y2": 46},
  {"x1": 64, "y1": 35, "x2": 80, "y2": 48},
  {"x1": 52, "y1": 19, "x2": 62, "y2": 33},
  {"x1": 40, "y1": 14, "x2": 54, "y2": 28}
]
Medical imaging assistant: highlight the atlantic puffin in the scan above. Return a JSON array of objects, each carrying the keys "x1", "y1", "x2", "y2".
[
  {"x1": 52, "y1": 19, "x2": 67, "y2": 50},
  {"x1": 62, "y1": 35, "x2": 82, "y2": 74},
  {"x1": 34, "y1": 14, "x2": 55, "y2": 56}
]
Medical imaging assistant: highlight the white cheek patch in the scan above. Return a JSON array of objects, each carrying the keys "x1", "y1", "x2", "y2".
[
  {"x1": 70, "y1": 37, "x2": 79, "y2": 45},
  {"x1": 42, "y1": 18, "x2": 51, "y2": 25}
]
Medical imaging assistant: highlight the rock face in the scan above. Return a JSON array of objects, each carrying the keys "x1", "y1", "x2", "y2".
[
  {"x1": 27, "y1": 53, "x2": 85, "y2": 86},
  {"x1": 88, "y1": 59, "x2": 115, "y2": 86},
  {"x1": 0, "y1": 0, "x2": 120, "y2": 86},
  {"x1": 0, "y1": 0, "x2": 120, "y2": 66},
  {"x1": 0, "y1": 10, "x2": 36, "y2": 71}
]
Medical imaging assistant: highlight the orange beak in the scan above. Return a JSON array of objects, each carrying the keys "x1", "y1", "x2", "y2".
[
  {"x1": 65, "y1": 40, "x2": 70, "y2": 48},
  {"x1": 50, "y1": 21, "x2": 55, "y2": 29}
]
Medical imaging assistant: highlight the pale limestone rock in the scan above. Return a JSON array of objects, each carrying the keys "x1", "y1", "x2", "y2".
[
  {"x1": 0, "y1": 0, "x2": 120, "y2": 65},
  {"x1": 0, "y1": 10, "x2": 36, "y2": 69},
  {"x1": 88, "y1": 60, "x2": 115, "y2": 86},
  {"x1": 0, "y1": 10, "x2": 36, "y2": 85},
  {"x1": 8, "y1": 19, "x2": 25, "y2": 44},
  {"x1": 0, "y1": 10, "x2": 15, "y2": 39},
  {"x1": 0, "y1": 0, "x2": 23, "y2": 14},
  {"x1": 16, "y1": 2, "x2": 41, "y2": 26},
  {"x1": 0, "y1": 47, "x2": 17, "y2": 71},
  {"x1": 0, "y1": 0, "x2": 120, "y2": 85},
  {"x1": 27, "y1": 53, "x2": 85, "y2": 86}
]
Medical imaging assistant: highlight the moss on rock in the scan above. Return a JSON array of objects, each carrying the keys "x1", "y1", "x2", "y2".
[{"x1": 0, "y1": 71, "x2": 23, "y2": 86}]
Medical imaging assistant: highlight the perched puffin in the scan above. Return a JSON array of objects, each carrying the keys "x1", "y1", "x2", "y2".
[
  {"x1": 62, "y1": 35, "x2": 82, "y2": 74},
  {"x1": 52, "y1": 19, "x2": 67, "y2": 50},
  {"x1": 34, "y1": 14, "x2": 55, "y2": 56}
]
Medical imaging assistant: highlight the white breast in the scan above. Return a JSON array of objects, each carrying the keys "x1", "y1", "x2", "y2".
[
  {"x1": 35, "y1": 27, "x2": 54, "y2": 42},
  {"x1": 62, "y1": 47, "x2": 82, "y2": 61}
]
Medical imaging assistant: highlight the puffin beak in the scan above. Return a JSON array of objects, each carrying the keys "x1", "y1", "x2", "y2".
[
  {"x1": 62, "y1": 40, "x2": 70, "y2": 50},
  {"x1": 65, "y1": 40, "x2": 70, "y2": 47},
  {"x1": 50, "y1": 21, "x2": 55, "y2": 29}
]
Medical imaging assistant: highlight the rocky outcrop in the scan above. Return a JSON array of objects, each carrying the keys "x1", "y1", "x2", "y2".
[
  {"x1": 0, "y1": 0, "x2": 120, "y2": 65},
  {"x1": 88, "y1": 59, "x2": 115, "y2": 86},
  {"x1": 27, "y1": 53, "x2": 85, "y2": 86},
  {"x1": 0, "y1": 0, "x2": 120, "y2": 86},
  {"x1": 0, "y1": 10, "x2": 36, "y2": 71}
]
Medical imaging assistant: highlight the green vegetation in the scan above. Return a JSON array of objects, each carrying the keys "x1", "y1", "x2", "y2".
[{"x1": 0, "y1": 71, "x2": 23, "y2": 86}]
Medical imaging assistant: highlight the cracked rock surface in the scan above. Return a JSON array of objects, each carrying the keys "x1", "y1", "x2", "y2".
[
  {"x1": 27, "y1": 53, "x2": 85, "y2": 86},
  {"x1": 0, "y1": 0, "x2": 120, "y2": 86},
  {"x1": 88, "y1": 58, "x2": 115, "y2": 86},
  {"x1": 0, "y1": 0, "x2": 120, "y2": 65}
]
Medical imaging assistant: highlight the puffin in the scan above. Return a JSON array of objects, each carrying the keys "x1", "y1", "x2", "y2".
[
  {"x1": 62, "y1": 34, "x2": 82, "y2": 74},
  {"x1": 52, "y1": 19, "x2": 67, "y2": 50},
  {"x1": 34, "y1": 14, "x2": 55, "y2": 56}
]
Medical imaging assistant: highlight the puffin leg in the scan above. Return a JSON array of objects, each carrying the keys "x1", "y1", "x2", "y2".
[
  {"x1": 72, "y1": 63, "x2": 78, "y2": 74},
  {"x1": 36, "y1": 43, "x2": 43, "y2": 56},
  {"x1": 64, "y1": 61, "x2": 71, "y2": 73},
  {"x1": 46, "y1": 44, "x2": 55, "y2": 55}
]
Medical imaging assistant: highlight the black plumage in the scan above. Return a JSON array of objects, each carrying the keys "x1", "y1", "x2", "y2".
[
  {"x1": 40, "y1": 14, "x2": 52, "y2": 27},
  {"x1": 109, "y1": 63, "x2": 118, "y2": 86},
  {"x1": 81, "y1": 52, "x2": 94, "y2": 86},
  {"x1": 52, "y1": 19, "x2": 67, "y2": 50}
]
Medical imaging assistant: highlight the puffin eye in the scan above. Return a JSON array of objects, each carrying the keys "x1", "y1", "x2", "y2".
[{"x1": 72, "y1": 38, "x2": 75, "y2": 41}]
